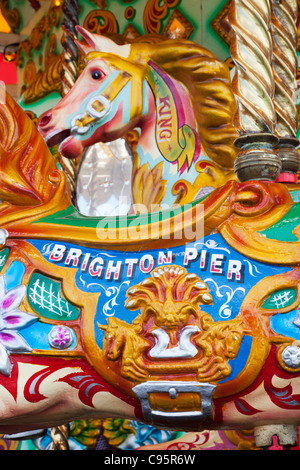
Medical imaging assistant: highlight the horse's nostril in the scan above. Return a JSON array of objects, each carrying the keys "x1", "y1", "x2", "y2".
[{"x1": 39, "y1": 113, "x2": 52, "y2": 128}]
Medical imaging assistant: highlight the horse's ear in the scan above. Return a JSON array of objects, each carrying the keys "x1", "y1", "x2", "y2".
[
  {"x1": 76, "y1": 25, "x2": 131, "y2": 58},
  {"x1": 74, "y1": 39, "x2": 94, "y2": 55},
  {"x1": 76, "y1": 26, "x2": 96, "y2": 48}
]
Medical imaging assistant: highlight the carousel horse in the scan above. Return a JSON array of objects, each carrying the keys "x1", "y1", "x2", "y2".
[
  {"x1": 1, "y1": 32, "x2": 300, "y2": 446},
  {"x1": 38, "y1": 26, "x2": 238, "y2": 211}
]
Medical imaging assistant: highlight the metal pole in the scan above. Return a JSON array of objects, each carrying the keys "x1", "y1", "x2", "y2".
[
  {"x1": 61, "y1": 0, "x2": 80, "y2": 97},
  {"x1": 271, "y1": 0, "x2": 300, "y2": 183},
  {"x1": 229, "y1": 0, "x2": 300, "y2": 448},
  {"x1": 59, "y1": 0, "x2": 80, "y2": 202},
  {"x1": 229, "y1": 0, "x2": 282, "y2": 181}
]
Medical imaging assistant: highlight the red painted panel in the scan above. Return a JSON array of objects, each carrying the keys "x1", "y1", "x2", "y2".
[{"x1": 0, "y1": 54, "x2": 17, "y2": 84}]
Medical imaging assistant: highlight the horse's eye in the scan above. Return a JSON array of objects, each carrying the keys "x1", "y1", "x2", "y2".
[{"x1": 91, "y1": 70, "x2": 103, "y2": 80}]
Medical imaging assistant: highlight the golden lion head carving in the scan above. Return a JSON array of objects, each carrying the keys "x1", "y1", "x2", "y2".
[{"x1": 125, "y1": 265, "x2": 213, "y2": 330}]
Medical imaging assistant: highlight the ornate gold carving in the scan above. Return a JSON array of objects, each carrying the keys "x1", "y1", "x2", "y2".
[
  {"x1": 143, "y1": 0, "x2": 181, "y2": 35},
  {"x1": 219, "y1": 180, "x2": 300, "y2": 264},
  {"x1": 125, "y1": 266, "x2": 213, "y2": 329},
  {"x1": 83, "y1": 9, "x2": 118, "y2": 35},
  {"x1": 131, "y1": 155, "x2": 167, "y2": 212},
  {"x1": 99, "y1": 317, "x2": 150, "y2": 381},
  {"x1": 99, "y1": 266, "x2": 246, "y2": 385},
  {"x1": 22, "y1": 36, "x2": 62, "y2": 104},
  {"x1": 17, "y1": 3, "x2": 62, "y2": 66},
  {"x1": 16, "y1": 4, "x2": 64, "y2": 103}
]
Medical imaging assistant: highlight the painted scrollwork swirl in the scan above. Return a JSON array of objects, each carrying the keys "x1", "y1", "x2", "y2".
[
  {"x1": 143, "y1": 0, "x2": 181, "y2": 34},
  {"x1": 231, "y1": 181, "x2": 277, "y2": 217},
  {"x1": 22, "y1": 36, "x2": 62, "y2": 104},
  {"x1": 83, "y1": 10, "x2": 118, "y2": 35}
]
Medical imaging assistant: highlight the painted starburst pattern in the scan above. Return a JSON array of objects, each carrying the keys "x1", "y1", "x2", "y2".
[{"x1": 0, "y1": 276, "x2": 37, "y2": 376}]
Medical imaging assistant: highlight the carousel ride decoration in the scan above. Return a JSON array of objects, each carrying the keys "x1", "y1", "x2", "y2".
[{"x1": 1, "y1": 0, "x2": 300, "y2": 451}]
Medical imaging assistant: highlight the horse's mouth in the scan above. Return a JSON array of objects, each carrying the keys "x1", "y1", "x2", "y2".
[{"x1": 45, "y1": 129, "x2": 71, "y2": 148}]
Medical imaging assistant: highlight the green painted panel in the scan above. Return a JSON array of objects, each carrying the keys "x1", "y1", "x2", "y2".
[
  {"x1": 262, "y1": 288, "x2": 297, "y2": 310},
  {"x1": 0, "y1": 249, "x2": 9, "y2": 273},
  {"x1": 260, "y1": 204, "x2": 300, "y2": 242},
  {"x1": 30, "y1": 195, "x2": 208, "y2": 228},
  {"x1": 28, "y1": 272, "x2": 80, "y2": 321}
]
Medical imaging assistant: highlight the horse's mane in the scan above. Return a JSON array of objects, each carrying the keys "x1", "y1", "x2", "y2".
[
  {"x1": 135, "y1": 39, "x2": 238, "y2": 170},
  {"x1": 0, "y1": 90, "x2": 65, "y2": 206},
  {"x1": 84, "y1": 34, "x2": 238, "y2": 171}
]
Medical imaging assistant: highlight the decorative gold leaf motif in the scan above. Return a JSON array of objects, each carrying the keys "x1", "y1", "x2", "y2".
[
  {"x1": 131, "y1": 155, "x2": 167, "y2": 212},
  {"x1": 99, "y1": 266, "x2": 246, "y2": 385}
]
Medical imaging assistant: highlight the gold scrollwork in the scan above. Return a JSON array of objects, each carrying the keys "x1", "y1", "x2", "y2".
[
  {"x1": 17, "y1": 3, "x2": 62, "y2": 66},
  {"x1": 143, "y1": 0, "x2": 181, "y2": 34},
  {"x1": 83, "y1": 9, "x2": 119, "y2": 35},
  {"x1": 22, "y1": 35, "x2": 62, "y2": 104},
  {"x1": 16, "y1": 3, "x2": 64, "y2": 102}
]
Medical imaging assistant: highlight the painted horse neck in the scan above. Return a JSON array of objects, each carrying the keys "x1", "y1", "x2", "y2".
[{"x1": 131, "y1": 61, "x2": 202, "y2": 211}]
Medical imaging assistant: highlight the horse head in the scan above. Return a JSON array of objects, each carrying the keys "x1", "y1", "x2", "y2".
[
  {"x1": 38, "y1": 27, "x2": 239, "y2": 209},
  {"x1": 38, "y1": 26, "x2": 155, "y2": 160}
]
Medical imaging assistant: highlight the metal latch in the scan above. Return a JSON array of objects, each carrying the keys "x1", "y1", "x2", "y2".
[{"x1": 133, "y1": 381, "x2": 216, "y2": 430}]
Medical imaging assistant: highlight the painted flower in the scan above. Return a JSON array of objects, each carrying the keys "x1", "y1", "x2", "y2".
[{"x1": 0, "y1": 276, "x2": 37, "y2": 376}]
